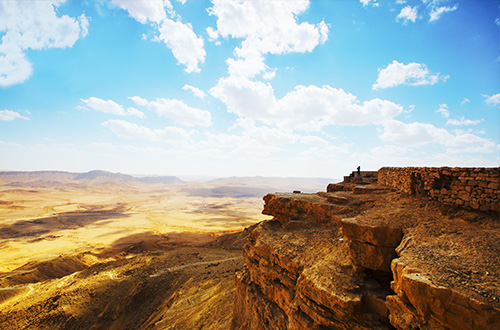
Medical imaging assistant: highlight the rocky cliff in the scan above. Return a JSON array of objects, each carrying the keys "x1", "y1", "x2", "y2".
[{"x1": 231, "y1": 169, "x2": 500, "y2": 329}]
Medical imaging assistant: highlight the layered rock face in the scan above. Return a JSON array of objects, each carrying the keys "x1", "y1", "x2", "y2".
[{"x1": 232, "y1": 177, "x2": 500, "y2": 329}]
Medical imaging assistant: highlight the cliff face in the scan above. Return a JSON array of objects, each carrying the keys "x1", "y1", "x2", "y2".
[{"x1": 232, "y1": 170, "x2": 500, "y2": 330}]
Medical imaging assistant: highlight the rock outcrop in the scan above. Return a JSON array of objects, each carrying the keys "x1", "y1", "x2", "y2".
[{"x1": 232, "y1": 168, "x2": 500, "y2": 330}]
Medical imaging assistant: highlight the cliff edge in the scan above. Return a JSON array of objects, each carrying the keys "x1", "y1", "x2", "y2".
[{"x1": 232, "y1": 167, "x2": 500, "y2": 330}]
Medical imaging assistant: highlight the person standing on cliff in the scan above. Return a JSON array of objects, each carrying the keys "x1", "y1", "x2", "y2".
[{"x1": 357, "y1": 166, "x2": 361, "y2": 175}]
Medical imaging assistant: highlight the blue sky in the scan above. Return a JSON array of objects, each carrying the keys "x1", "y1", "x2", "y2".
[{"x1": 0, "y1": 0, "x2": 499, "y2": 179}]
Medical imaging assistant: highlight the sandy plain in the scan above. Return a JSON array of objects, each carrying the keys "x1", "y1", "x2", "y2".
[
  {"x1": 0, "y1": 181, "x2": 271, "y2": 273},
  {"x1": 0, "y1": 173, "x2": 333, "y2": 329}
]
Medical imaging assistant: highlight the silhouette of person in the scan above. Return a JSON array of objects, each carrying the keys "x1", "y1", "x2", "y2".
[{"x1": 357, "y1": 166, "x2": 361, "y2": 175}]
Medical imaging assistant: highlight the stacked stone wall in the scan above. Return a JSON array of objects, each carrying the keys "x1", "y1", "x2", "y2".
[{"x1": 378, "y1": 167, "x2": 499, "y2": 213}]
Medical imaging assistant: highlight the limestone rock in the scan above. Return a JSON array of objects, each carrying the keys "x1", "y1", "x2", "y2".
[
  {"x1": 262, "y1": 192, "x2": 350, "y2": 228},
  {"x1": 341, "y1": 217, "x2": 403, "y2": 271},
  {"x1": 233, "y1": 169, "x2": 500, "y2": 330},
  {"x1": 387, "y1": 258, "x2": 500, "y2": 330}
]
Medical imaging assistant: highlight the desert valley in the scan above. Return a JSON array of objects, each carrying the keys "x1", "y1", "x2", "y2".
[
  {"x1": 0, "y1": 168, "x2": 499, "y2": 330},
  {"x1": 0, "y1": 170, "x2": 332, "y2": 329}
]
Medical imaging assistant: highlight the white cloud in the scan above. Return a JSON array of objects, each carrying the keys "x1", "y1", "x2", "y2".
[
  {"x1": 429, "y1": 4, "x2": 458, "y2": 22},
  {"x1": 182, "y1": 84, "x2": 207, "y2": 99},
  {"x1": 101, "y1": 119, "x2": 190, "y2": 144},
  {"x1": 210, "y1": 76, "x2": 277, "y2": 120},
  {"x1": 436, "y1": 103, "x2": 450, "y2": 118},
  {"x1": 373, "y1": 60, "x2": 447, "y2": 90},
  {"x1": 80, "y1": 97, "x2": 145, "y2": 117},
  {"x1": 405, "y1": 104, "x2": 415, "y2": 115},
  {"x1": 300, "y1": 135, "x2": 329, "y2": 147},
  {"x1": 396, "y1": 5, "x2": 419, "y2": 24},
  {"x1": 365, "y1": 0, "x2": 458, "y2": 25},
  {"x1": 0, "y1": 1, "x2": 88, "y2": 87},
  {"x1": 206, "y1": 27, "x2": 219, "y2": 42},
  {"x1": 130, "y1": 97, "x2": 211, "y2": 127},
  {"x1": 156, "y1": 19, "x2": 205, "y2": 73},
  {"x1": 111, "y1": 0, "x2": 205, "y2": 73},
  {"x1": 461, "y1": 98, "x2": 470, "y2": 105},
  {"x1": 125, "y1": 107, "x2": 146, "y2": 118},
  {"x1": 446, "y1": 117, "x2": 483, "y2": 126},
  {"x1": 360, "y1": 0, "x2": 380, "y2": 7},
  {"x1": 276, "y1": 85, "x2": 403, "y2": 130},
  {"x1": 483, "y1": 93, "x2": 500, "y2": 108},
  {"x1": 379, "y1": 120, "x2": 496, "y2": 153},
  {"x1": 211, "y1": 78, "x2": 403, "y2": 132},
  {"x1": 0, "y1": 109, "x2": 29, "y2": 121},
  {"x1": 208, "y1": 0, "x2": 328, "y2": 79},
  {"x1": 445, "y1": 129, "x2": 497, "y2": 153},
  {"x1": 379, "y1": 120, "x2": 448, "y2": 146},
  {"x1": 111, "y1": 0, "x2": 167, "y2": 23},
  {"x1": 236, "y1": 118, "x2": 298, "y2": 146}
]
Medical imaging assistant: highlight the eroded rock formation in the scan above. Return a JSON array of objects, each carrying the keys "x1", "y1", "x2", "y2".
[{"x1": 232, "y1": 168, "x2": 500, "y2": 329}]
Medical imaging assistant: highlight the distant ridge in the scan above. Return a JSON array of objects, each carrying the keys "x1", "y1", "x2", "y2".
[
  {"x1": 208, "y1": 176, "x2": 340, "y2": 192},
  {"x1": 136, "y1": 176, "x2": 184, "y2": 184},
  {"x1": 0, "y1": 170, "x2": 184, "y2": 186}
]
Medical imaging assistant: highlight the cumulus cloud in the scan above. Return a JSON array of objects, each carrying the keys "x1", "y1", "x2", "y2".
[
  {"x1": 483, "y1": 93, "x2": 500, "y2": 108},
  {"x1": 80, "y1": 97, "x2": 145, "y2": 118},
  {"x1": 429, "y1": 4, "x2": 458, "y2": 22},
  {"x1": 373, "y1": 60, "x2": 447, "y2": 90},
  {"x1": 210, "y1": 77, "x2": 277, "y2": 120},
  {"x1": 101, "y1": 119, "x2": 190, "y2": 144},
  {"x1": 396, "y1": 5, "x2": 419, "y2": 24},
  {"x1": 0, "y1": 0, "x2": 88, "y2": 87},
  {"x1": 111, "y1": 0, "x2": 205, "y2": 73},
  {"x1": 182, "y1": 84, "x2": 207, "y2": 99},
  {"x1": 379, "y1": 120, "x2": 448, "y2": 146},
  {"x1": 211, "y1": 78, "x2": 403, "y2": 132},
  {"x1": 156, "y1": 19, "x2": 205, "y2": 73},
  {"x1": 111, "y1": 0, "x2": 167, "y2": 24},
  {"x1": 0, "y1": 109, "x2": 29, "y2": 121},
  {"x1": 130, "y1": 97, "x2": 211, "y2": 127},
  {"x1": 379, "y1": 120, "x2": 496, "y2": 153},
  {"x1": 207, "y1": 0, "x2": 329, "y2": 79}
]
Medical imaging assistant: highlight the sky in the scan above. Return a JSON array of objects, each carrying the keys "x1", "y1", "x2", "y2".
[{"x1": 0, "y1": 0, "x2": 499, "y2": 179}]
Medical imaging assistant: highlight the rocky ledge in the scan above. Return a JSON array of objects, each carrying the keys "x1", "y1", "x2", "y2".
[{"x1": 231, "y1": 179, "x2": 500, "y2": 329}]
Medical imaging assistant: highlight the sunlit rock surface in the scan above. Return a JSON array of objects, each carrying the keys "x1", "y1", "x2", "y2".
[{"x1": 232, "y1": 169, "x2": 500, "y2": 330}]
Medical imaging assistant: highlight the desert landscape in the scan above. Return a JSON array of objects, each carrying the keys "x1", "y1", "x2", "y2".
[
  {"x1": 1, "y1": 168, "x2": 499, "y2": 330},
  {"x1": 1, "y1": 1, "x2": 499, "y2": 329},
  {"x1": 0, "y1": 170, "x2": 333, "y2": 329}
]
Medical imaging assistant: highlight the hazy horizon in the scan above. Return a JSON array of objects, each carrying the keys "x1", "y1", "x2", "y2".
[
  {"x1": 0, "y1": 168, "x2": 341, "y2": 185},
  {"x1": 1, "y1": 0, "x2": 499, "y2": 180}
]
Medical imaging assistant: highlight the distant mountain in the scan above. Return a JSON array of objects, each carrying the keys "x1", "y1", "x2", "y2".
[
  {"x1": 74, "y1": 170, "x2": 136, "y2": 182},
  {"x1": 0, "y1": 170, "x2": 184, "y2": 186},
  {"x1": 136, "y1": 176, "x2": 185, "y2": 184}
]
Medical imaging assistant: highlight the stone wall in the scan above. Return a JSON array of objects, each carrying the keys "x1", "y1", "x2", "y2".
[{"x1": 378, "y1": 167, "x2": 499, "y2": 213}]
